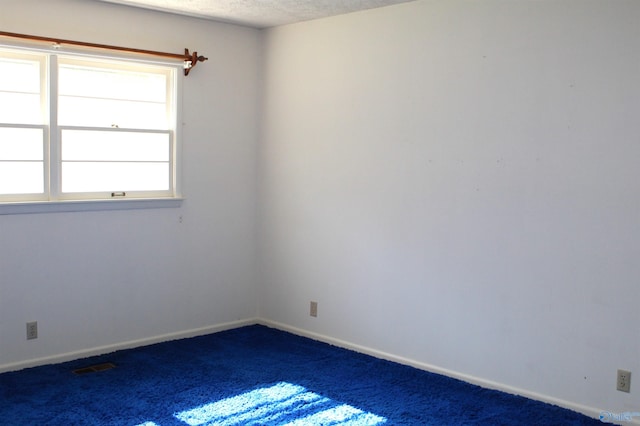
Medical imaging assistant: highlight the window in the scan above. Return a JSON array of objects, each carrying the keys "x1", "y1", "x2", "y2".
[{"x1": 0, "y1": 46, "x2": 181, "y2": 211}]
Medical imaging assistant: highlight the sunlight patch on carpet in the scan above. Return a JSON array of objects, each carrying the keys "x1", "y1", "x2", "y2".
[{"x1": 173, "y1": 382, "x2": 386, "y2": 426}]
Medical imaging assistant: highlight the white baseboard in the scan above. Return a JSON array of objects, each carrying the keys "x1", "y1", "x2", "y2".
[
  {"x1": 0, "y1": 318, "x2": 259, "y2": 374},
  {"x1": 257, "y1": 319, "x2": 615, "y2": 424}
]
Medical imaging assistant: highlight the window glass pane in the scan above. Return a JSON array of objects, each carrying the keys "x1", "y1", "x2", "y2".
[
  {"x1": 61, "y1": 129, "x2": 171, "y2": 193},
  {"x1": 0, "y1": 127, "x2": 43, "y2": 160},
  {"x1": 0, "y1": 162, "x2": 43, "y2": 194},
  {"x1": 58, "y1": 97, "x2": 167, "y2": 129},
  {"x1": 58, "y1": 62, "x2": 168, "y2": 129},
  {"x1": 0, "y1": 54, "x2": 42, "y2": 125},
  {"x1": 61, "y1": 162, "x2": 169, "y2": 193},
  {"x1": 0, "y1": 57, "x2": 40, "y2": 93},
  {"x1": 0, "y1": 93, "x2": 42, "y2": 124},
  {"x1": 59, "y1": 65, "x2": 166, "y2": 102},
  {"x1": 61, "y1": 130, "x2": 169, "y2": 161}
]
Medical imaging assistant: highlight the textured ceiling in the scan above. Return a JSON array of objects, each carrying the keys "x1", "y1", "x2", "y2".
[{"x1": 97, "y1": 0, "x2": 416, "y2": 28}]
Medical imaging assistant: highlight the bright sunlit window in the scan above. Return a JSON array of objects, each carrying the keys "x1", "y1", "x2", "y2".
[{"x1": 0, "y1": 46, "x2": 180, "y2": 209}]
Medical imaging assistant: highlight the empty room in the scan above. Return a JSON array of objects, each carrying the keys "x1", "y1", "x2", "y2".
[{"x1": 1, "y1": 0, "x2": 638, "y2": 424}]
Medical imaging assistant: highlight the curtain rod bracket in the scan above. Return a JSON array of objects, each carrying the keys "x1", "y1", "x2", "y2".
[{"x1": 183, "y1": 48, "x2": 208, "y2": 76}]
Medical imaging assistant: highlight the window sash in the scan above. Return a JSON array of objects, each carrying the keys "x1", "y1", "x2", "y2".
[
  {"x1": 56, "y1": 126, "x2": 174, "y2": 199},
  {"x1": 57, "y1": 57, "x2": 172, "y2": 130}
]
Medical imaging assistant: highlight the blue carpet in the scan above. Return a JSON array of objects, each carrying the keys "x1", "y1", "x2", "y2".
[{"x1": 0, "y1": 325, "x2": 600, "y2": 425}]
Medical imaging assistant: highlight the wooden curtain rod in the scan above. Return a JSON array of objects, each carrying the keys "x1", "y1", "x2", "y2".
[{"x1": 0, "y1": 31, "x2": 208, "y2": 76}]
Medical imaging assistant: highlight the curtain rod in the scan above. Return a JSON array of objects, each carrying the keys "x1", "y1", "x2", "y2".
[{"x1": 0, "y1": 31, "x2": 208, "y2": 76}]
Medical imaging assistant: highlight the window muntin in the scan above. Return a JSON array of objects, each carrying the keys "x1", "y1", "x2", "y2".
[{"x1": 0, "y1": 47, "x2": 179, "y2": 204}]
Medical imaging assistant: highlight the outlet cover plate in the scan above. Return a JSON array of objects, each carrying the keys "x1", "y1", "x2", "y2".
[
  {"x1": 617, "y1": 369, "x2": 631, "y2": 393},
  {"x1": 26, "y1": 321, "x2": 38, "y2": 340}
]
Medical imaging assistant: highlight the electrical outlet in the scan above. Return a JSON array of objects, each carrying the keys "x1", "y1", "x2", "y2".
[
  {"x1": 310, "y1": 301, "x2": 318, "y2": 317},
  {"x1": 617, "y1": 369, "x2": 631, "y2": 393},
  {"x1": 26, "y1": 321, "x2": 38, "y2": 340}
]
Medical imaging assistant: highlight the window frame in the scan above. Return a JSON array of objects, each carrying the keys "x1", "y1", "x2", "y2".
[{"x1": 0, "y1": 43, "x2": 183, "y2": 215}]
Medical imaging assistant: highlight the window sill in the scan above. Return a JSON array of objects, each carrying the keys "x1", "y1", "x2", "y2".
[{"x1": 0, "y1": 197, "x2": 184, "y2": 215}]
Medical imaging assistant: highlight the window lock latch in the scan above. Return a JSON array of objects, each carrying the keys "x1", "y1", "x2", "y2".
[{"x1": 111, "y1": 192, "x2": 126, "y2": 197}]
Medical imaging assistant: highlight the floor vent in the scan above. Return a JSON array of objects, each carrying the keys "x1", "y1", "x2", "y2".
[{"x1": 72, "y1": 363, "x2": 116, "y2": 375}]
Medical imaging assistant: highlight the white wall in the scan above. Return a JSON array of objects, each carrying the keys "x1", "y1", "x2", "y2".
[
  {"x1": 259, "y1": 0, "x2": 640, "y2": 415},
  {"x1": 0, "y1": 0, "x2": 260, "y2": 369}
]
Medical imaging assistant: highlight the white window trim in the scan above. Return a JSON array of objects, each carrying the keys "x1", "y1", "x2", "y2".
[
  {"x1": 0, "y1": 41, "x2": 184, "y2": 214},
  {"x1": 0, "y1": 197, "x2": 183, "y2": 215}
]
